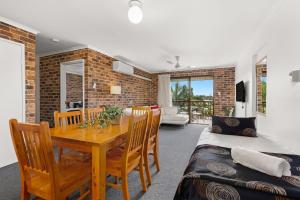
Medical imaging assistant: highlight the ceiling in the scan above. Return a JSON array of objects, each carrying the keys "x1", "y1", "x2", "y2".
[{"x1": 0, "y1": 0, "x2": 280, "y2": 72}]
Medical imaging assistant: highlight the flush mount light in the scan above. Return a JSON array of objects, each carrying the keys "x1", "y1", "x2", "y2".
[{"x1": 128, "y1": 0, "x2": 143, "y2": 24}]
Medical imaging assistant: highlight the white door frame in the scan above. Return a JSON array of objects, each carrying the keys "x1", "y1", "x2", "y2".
[
  {"x1": 0, "y1": 37, "x2": 26, "y2": 168},
  {"x1": 0, "y1": 37, "x2": 26, "y2": 122},
  {"x1": 60, "y1": 59, "x2": 85, "y2": 112}
]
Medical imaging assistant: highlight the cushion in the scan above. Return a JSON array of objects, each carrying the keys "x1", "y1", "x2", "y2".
[
  {"x1": 162, "y1": 107, "x2": 178, "y2": 115},
  {"x1": 162, "y1": 114, "x2": 189, "y2": 121},
  {"x1": 150, "y1": 105, "x2": 160, "y2": 110},
  {"x1": 211, "y1": 116, "x2": 257, "y2": 137}
]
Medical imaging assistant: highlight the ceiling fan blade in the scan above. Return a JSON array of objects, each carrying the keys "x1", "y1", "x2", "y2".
[
  {"x1": 175, "y1": 63, "x2": 181, "y2": 68},
  {"x1": 166, "y1": 60, "x2": 174, "y2": 64}
]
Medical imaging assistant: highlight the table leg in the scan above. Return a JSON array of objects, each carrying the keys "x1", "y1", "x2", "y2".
[
  {"x1": 92, "y1": 144, "x2": 107, "y2": 200},
  {"x1": 99, "y1": 144, "x2": 107, "y2": 199}
]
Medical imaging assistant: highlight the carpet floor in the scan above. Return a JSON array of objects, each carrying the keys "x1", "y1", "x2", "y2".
[{"x1": 0, "y1": 124, "x2": 205, "y2": 200}]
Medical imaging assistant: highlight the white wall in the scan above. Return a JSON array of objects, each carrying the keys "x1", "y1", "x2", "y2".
[
  {"x1": 235, "y1": 1, "x2": 300, "y2": 154},
  {"x1": 0, "y1": 38, "x2": 25, "y2": 167}
]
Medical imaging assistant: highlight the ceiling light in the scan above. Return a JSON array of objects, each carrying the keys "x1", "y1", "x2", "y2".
[{"x1": 128, "y1": 0, "x2": 143, "y2": 24}]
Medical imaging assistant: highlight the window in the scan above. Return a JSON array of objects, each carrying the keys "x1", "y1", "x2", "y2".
[
  {"x1": 256, "y1": 57, "x2": 267, "y2": 114},
  {"x1": 171, "y1": 77, "x2": 214, "y2": 124}
]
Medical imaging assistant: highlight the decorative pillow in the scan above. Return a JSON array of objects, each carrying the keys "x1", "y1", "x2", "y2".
[
  {"x1": 162, "y1": 107, "x2": 178, "y2": 115},
  {"x1": 211, "y1": 116, "x2": 257, "y2": 137},
  {"x1": 150, "y1": 105, "x2": 160, "y2": 110}
]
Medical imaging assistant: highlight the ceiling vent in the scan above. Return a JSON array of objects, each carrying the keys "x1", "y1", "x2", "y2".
[{"x1": 113, "y1": 61, "x2": 134, "y2": 75}]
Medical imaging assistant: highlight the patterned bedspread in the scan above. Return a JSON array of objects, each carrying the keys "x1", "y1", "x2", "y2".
[{"x1": 174, "y1": 144, "x2": 300, "y2": 200}]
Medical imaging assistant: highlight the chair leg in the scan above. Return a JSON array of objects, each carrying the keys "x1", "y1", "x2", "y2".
[
  {"x1": 139, "y1": 161, "x2": 147, "y2": 192},
  {"x1": 121, "y1": 173, "x2": 130, "y2": 200},
  {"x1": 144, "y1": 152, "x2": 152, "y2": 186},
  {"x1": 153, "y1": 145, "x2": 160, "y2": 172},
  {"x1": 21, "y1": 181, "x2": 30, "y2": 200},
  {"x1": 58, "y1": 147, "x2": 63, "y2": 161}
]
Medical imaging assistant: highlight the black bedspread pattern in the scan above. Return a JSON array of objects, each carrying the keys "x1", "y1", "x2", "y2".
[{"x1": 174, "y1": 144, "x2": 300, "y2": 200}]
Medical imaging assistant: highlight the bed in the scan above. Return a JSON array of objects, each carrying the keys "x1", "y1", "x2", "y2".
[{"x1": 174, "y1": 128, "x2": 300, "y2": 200}]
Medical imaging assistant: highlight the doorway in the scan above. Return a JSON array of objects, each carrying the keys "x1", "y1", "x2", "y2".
[
  {"x1": 60, "y1": 59, "x2": 85, "y2": 112},
  {"x1": 171, "y1": 77, "x2": 214, "y2": 124}
]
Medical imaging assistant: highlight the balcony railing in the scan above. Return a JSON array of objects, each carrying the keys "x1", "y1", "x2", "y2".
[{"x1": 173, "y1": 99, "x2": 213, "y2": 124}]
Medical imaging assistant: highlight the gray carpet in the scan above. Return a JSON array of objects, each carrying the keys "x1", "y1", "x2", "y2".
[{"x1": 0, "y1": 124, "x2": 205, "y2": 200}]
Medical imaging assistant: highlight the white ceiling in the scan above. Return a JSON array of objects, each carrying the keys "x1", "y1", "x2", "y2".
[
  {"x1": 36, "y1": 34, "x2": 83, "y2": 56},
  {"x1": 0, "y1": 0, "x2": 280, "y2": 72}
]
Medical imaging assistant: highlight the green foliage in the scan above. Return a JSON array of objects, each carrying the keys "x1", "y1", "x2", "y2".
[
  {"x1": 261, "y1": 76, "x2": 267, "y2": 113},
  {"x1": 79, "y1": 105, "x2": 123, "y2": 129},
  {"x1": 104, "y1": 105, "x2": 123, "y2": 121},
  {"x1": 262, "y1": 81, "x2": 266, "y2": 102},
  {"x1": 171, "y1": 82, "x2": 190, "y2": 100},
  {"x1": 171, "y1": 81, "x2": 213, "y2": 101},
  {"x1": 223, "y1": 106, "x2": 235, "y2": 116}
]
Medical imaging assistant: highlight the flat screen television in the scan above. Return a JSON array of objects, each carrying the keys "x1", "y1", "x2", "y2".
[{"x1": 236, "y1": 81, "x2": 246, "y2": 102}]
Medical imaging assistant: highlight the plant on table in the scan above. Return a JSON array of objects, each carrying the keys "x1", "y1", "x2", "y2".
[{"x1": 79, "y1": 105, "x2": 123, "y2": 128}]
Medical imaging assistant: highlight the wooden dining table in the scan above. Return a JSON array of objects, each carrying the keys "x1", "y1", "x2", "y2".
[{"x1": 50, "y1": 117, "x2": 129, "y2": 200}]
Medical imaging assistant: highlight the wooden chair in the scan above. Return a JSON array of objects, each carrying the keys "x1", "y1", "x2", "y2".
[
  {"x1": 132, "y1": 106, "x2": 151, "y2": 116},
  {"x1": 86, "y1": 107, "x2": 104, "y2": 122},
  {"x1": 54, "y1": 110, "x2": 83, "y2": 128},
  {"x1": 143, "y1": 109, "x2": 161, "y2": 186},
  {"x1": 54, "y1": 111, "x2": 89, "y2": 162},
  {"x1": 9, "y1": 119, "x2": 91, "y2": 200},
  {"x1": 106, "y1": 113, "x2": 149, "y2": 200},
  {"x1": 132, "y1": 107, "x2": 161, "y2": 185}
]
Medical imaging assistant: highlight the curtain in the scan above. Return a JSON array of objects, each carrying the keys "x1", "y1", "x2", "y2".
[{"x1": 158, "y1": 74, "x2": 172, "y2": 108}]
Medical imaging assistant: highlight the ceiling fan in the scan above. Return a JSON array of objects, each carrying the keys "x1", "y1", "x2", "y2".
[{"x1": 166, "y1": 56, "x2": 194, "y2": 69}]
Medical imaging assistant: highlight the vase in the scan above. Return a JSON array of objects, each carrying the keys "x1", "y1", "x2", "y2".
[{"x1": 111, "y1": 115, "x2": 121, "y2": 125}]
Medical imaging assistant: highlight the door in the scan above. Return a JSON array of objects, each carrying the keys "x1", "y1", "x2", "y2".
[
  {"x1": 190, "y1": 77, "x2": 214, "y2": 124},
  {"x1": 60, "y1": 60, "x2": 84, "y2": 112},
  {"x1": 0, "y1": 38, "x2": 25, "y2": 168},
  {"x1": 171, "y1": 77, "x2": 214, "y2": 124}
]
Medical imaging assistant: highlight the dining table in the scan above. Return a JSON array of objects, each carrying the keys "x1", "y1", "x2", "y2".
[{"x1": 50, "y1": 116, "x2": 129, "y2": 200}]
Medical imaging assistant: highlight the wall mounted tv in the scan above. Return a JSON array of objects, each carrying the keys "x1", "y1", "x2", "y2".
[{"x1": 236, "y1": 81, "x2": 246, "y2": 102}]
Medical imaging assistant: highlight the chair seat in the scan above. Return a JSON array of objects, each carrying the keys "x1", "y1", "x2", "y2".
[
  {"x1": 29, "y1": 158, "x2": 91, "y2": 197},
  {"x1": 107, "y1": 147, "x2": 140, "y2": 177},
  {"x1": 61, "y1": 150, "x2": 91, "y2": 162}
]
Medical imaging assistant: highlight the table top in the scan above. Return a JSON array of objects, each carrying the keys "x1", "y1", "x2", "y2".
[{"x1": 50, "y1": 117, "x2": 129, "y2": 145}]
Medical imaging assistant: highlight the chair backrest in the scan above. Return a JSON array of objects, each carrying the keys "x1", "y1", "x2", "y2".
[
  {"x1": 148, "y1": 109, "x2": 161, "y2": 142},
  {"x1": 132, "y1": 106, "x2": 151, "y2": 116},
  {"x1": 54, "y1": 110, "x2": 83, "y2": 128},
  {"x1": 86, "y1": 107, "x2": 104, "y2": 121},
  {"x1": 9, "y1": 119, "x2": 58, "y2": 190},
  {"x1": 123, "y1": 113, "x2": 149, "y2": 162}
]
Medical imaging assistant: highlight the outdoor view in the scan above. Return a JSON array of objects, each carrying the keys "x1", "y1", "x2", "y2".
[
  {"x1": 171, "y1": 78, "x2": 213, "y2": 124},
  {"x1": 256, "y1": 59, "x2": 267, "y2": 114},
  {"x1": 260, "y1": 76, "x2": 267, "y2": 113}
]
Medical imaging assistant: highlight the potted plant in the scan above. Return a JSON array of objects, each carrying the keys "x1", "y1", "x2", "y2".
[
  {"x1": 223, "y1": 106, "x2": 235, "y2": 117},
  {"x1": 104, "y1": 105, "x2": 123, "y2": 125}
]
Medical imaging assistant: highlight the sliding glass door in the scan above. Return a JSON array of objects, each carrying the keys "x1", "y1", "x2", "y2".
[
  {"x1": 190, "y1": 77, "x2": 213, "y2": 124},
  {"x1": 171, "y1": 78, "x2": 189, "y2": 115},
  {"x1": 171, "y1": 77, "x2": 214, "y2": 124}
]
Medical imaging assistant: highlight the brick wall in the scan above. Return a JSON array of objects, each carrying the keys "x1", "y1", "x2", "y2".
[
  {"x1": 85, "y1": 49, "x2": 153, "y2": 108},
  {"x1": 40, "y1": 48, "x2": 154, "y2": 126},
  {"x1": 66, "y1": 73, "x2": 83, "y2": 102},
  {"x1": 0, "y1": 22, "x2": 36, "y2": 122},
  {"x1": 40, "y1": 49, "x2": 88, "y2": 126},
  {"x1": 153, "y1": 67, "x2": 235, "y2": 116}
]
